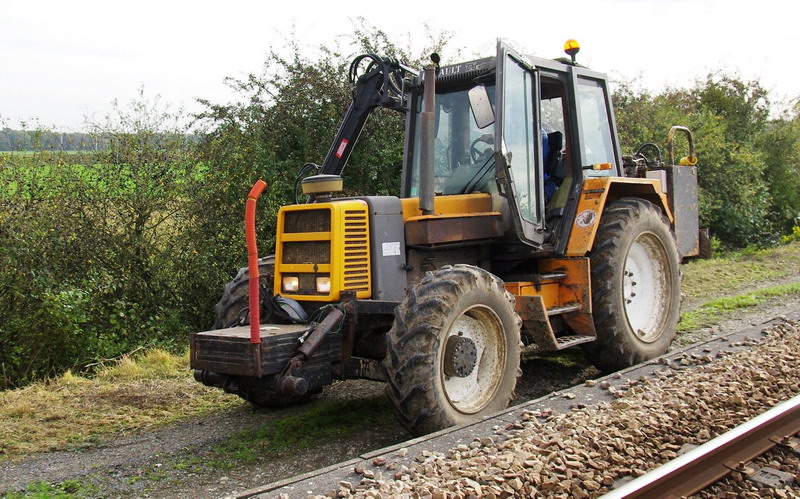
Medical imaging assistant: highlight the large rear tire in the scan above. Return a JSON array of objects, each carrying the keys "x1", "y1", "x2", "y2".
[
  {"x1": 213, "y1": 256, "x2": 316, "y2": 408},
  {"x1": 384, "y1": 265, "x2": 522, "y2": 435},
  {"x1": 583, "y1": 198, "x2": 681, "y2": 372}
]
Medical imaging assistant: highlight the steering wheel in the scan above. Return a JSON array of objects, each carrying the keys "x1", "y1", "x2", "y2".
[{"x1": 470, "y1": 134, "x2": 494, "y2": 163}]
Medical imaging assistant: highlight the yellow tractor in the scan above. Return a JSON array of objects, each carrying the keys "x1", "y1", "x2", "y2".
[{"x1": 191, "y1": 40, "x2": 707, "y2": 435}]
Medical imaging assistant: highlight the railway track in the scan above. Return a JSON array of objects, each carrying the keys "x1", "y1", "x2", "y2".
[
  {"x1": 240, "y1": 313, "x2": 800, "y2": 498},
  {"x1": 603, "y1": 394, "x2": 800, "y2": 498}
]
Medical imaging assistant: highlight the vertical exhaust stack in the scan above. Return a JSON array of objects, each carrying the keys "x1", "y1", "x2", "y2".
[
  {"x1": 244, "y1": 179, "x2": 267, "y2": 378},
  {"x1": 418, "y1": 64, "x2": 437, "y2": 215},
  {"x1": 245, "y1": 179, "x2": 267, "y2": 345}
]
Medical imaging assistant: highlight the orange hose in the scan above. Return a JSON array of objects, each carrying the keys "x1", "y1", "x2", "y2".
[{"x1": 245, "y1": 179, "x2": 267, "y2": 344}]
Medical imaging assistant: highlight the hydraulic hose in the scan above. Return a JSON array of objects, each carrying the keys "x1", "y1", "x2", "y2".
[{"x1": 245, "y1": 179, "x2": 267, "y2": 344}]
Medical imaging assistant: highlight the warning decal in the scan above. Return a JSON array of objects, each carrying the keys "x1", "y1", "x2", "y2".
[
  {"x1": 335, "y1": 139, "x2": 349, "y2": 159},
  {"x1": 575, "y1": 209, "x2": 597, "y2": 228}
]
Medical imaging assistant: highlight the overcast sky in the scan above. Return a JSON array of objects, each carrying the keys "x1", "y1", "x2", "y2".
[{"x1": 1, "y1": 0, "x2": 797, "y2": 132}]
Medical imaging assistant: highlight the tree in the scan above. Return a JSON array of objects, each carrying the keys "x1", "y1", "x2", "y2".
[
  {"x1": 613, "y1": 74, "x2": 785, "y2": 248},
  {"x1": 758, "y1": 100, "x2": 800, "y2": 233},
  {"x1": 190, "y1": 22, "x2": 455, "y2": 284}
]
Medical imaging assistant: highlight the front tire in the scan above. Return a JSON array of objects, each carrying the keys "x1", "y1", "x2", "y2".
[
  {"x1": 384, "y1": 265, "x2": 522, "y2": 435},
  {"x1": 214, "y1": 256, "x2": 275, "y2": 329},
  {"x1": 583, "y1": 198, "x2": 681, "y2": 372}
]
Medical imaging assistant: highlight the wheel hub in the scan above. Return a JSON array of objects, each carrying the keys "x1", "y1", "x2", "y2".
[
  {"x1": 623, "y1": 234, "x2": 670, "y2": 342},
  {"x1": 443, "y1": 335, "x2": 478, "y2": 378},
  {"x1": 623, "y1": 270, "x2": 637, "y2": 305}
]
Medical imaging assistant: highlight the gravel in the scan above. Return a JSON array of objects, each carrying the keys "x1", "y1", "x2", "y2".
[{"x1": 319, "y1": 318, "x2": 800, "y2": 498}]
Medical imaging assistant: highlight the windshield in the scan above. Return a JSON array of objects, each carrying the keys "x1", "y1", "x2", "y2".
[{"x1": 409, "y1": 84, "x2": 497, "y2": 197}]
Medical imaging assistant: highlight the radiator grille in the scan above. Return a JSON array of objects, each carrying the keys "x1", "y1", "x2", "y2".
[
  {"x1": 283, "y1": 209, "x2": 330, "y2": 233},
  {"x1": 342, "y1": 209, "x2": 369, "y2": 292},
  {"x1": 282, "y1": 241, "x2": 330, "y2": 264},
  {"x1": 298, "y1": 274, "x2": 316, "y2": 293}
]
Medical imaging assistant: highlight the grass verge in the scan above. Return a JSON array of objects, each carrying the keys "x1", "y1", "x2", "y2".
[
  {"x1": 214, "y1": 396, "x2": 392, "y2": 462},
  {"x1": 108, "y1": 396, "x2": 395, "y2": 489},
  {"x1": 0, "y1": 349, "x2": 239, "y2": 460},
  {"x1": 1, "y1": 479, "x2": 98, "y2": 499},
  {"x1": 203, "y1": 396, "x2": 393, "y2": 469},
  {"x1": 678, "y1": 281, "x2": 800, "y2": 331},
  {"x1": 681, "y1": 241, "x2": 800, "y2": 304}
]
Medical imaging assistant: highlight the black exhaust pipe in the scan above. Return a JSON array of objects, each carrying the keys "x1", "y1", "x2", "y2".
[
  {"x1": 418, "y1": 64, "x2": 436, "y2": 215},
  {"x1": 194, "y1": 370, "x2": 227, "y2": 388}
]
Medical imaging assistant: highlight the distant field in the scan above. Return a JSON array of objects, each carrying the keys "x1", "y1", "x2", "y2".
[
  {"x1": 0, "y1": 150, "x2": 96, "y2": 155},
  {"x1": 0, "y1": 152, "x2": 208, "y2": 199}
]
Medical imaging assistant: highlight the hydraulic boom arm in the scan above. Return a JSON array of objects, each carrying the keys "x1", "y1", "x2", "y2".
[{"x1": 320, "y1": 54, "x2": 415, "y2": 176}]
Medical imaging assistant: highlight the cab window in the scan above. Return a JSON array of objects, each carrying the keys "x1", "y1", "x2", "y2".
[
  {"x1": 577, "y1": 79, "x2": 615, "y2": 174},
  {"x1": 409, "y1": 84, "x2": 497, "y2": 196},
  {"x1": 503, "y1": 57, "x2": 538, "y2": 224}
]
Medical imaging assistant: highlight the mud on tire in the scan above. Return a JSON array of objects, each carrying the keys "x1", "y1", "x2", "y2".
[
  {"x1": 384, "y1": 264, "x2": 522, "y2": 435},
  {"x1": 583, "y1": 198, "x2": 681, "y2": 372}
]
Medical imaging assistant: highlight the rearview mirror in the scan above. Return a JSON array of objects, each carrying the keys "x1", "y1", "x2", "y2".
[{"x1": 468, "y1": 85, "x2": 495, "y2": 129}]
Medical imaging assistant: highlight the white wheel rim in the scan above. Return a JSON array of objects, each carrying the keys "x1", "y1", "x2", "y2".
[
  {"x1": 623, "y1": 233, "x2": 671, "y2": 342},
  {"x1": 441, "y1": 305, "x2": 506, "y2": 414}
]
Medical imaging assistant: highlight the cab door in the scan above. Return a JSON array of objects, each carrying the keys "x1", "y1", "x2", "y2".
[
  {"x1": 494, "y1": 41, "x2": 546, "y2": 247},
  {"x1": 568, "y1": 67, "x2": 623, "y2": 176}
]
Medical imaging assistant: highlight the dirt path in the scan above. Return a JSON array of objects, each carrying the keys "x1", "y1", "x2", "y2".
[
  {"x1": 2, "y1": 294, "x2": 800, "y2": 497},
  {"x1": 0, "y1": 350, "x2": 601, "y2": 497}
]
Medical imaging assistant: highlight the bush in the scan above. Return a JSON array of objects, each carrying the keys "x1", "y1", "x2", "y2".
[
  {"x1": 189, "y1": 23, "x2": 453, "y2": 285},
  {"x1": 782, "y1": 226, "x2": 800, "y2": 244},
  {"x1": 0, "y1": 93, "x2": 203, "y2": 388},
  {"x1": 613, "y1": 74, "x2": 798, "y2": 248}
]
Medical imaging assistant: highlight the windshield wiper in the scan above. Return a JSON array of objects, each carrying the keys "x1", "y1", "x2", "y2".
[{"x1": 458, "y1": 156, "x2": 496, "y2": 195}]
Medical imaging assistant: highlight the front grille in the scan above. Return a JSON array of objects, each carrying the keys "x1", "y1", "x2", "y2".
[
  {"x1": 284, "y1": 209, "x2": 330, "y2": 233},
  {"x1": 282, "y1": 241, "x2": 330, "y2": 264},
  {"x1": 298, "y1": 274, "x2": 316, "y2": 293},
  {"x1": 342, "y1": 209, "x2": 369, "y2": 292}
]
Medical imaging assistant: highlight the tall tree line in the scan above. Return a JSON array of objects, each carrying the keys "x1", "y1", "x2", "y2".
[{"x1": 0, "y1": 129, "x2": 105, "y2": 151}]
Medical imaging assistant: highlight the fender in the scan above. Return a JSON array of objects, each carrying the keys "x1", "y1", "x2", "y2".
[{"x1": 565, "y1": 177, "x2": 673, "y2": 257}]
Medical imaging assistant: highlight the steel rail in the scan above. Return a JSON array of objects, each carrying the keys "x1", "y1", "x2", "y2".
[{"x1": 602, "y1": 393, "x2": 800, "y2": 498}]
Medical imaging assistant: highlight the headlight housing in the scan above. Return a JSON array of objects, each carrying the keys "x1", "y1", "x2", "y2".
[
  {"x1": 315, "y1": 276, "x2": 331, "y2": 293},
  {"x1": 282, "y1": 276, "x2": 299, "y2": 293}
]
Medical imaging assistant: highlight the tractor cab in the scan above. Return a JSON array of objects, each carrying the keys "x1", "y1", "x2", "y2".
[{"x1": 402, "y1": 40, "x2": 624, "y2": 252}]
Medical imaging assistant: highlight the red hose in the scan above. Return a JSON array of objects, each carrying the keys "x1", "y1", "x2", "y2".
[{"x1": 245, "y1": 179, "x2": 267, "y2": 344}]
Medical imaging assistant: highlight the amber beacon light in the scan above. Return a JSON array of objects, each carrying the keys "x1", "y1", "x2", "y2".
[{"x1": 564, "y1": 39, "x2": 580, "y2": 64}]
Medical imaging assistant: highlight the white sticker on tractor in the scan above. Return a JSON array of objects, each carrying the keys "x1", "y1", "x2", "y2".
[
  {"x1": 382, "y1": 242, "x2": 401, "y2": 256},
  {"x1": 575, "y1": 209, "x2": 597, "y2": 228}
]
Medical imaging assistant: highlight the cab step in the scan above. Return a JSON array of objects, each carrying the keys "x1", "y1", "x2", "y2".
[
  {"x1": 511, "y1": 258, "x2": 597, "y2": 353},
  {"x1": 554, "y1": 334, "x2": 595, "y2": 349},
  {"x1": 546, "y1": 302, "x2": 582, "y2": 316},
  {"x1": 523, "y1": 334, "x2": 595, "y2": 354}
]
